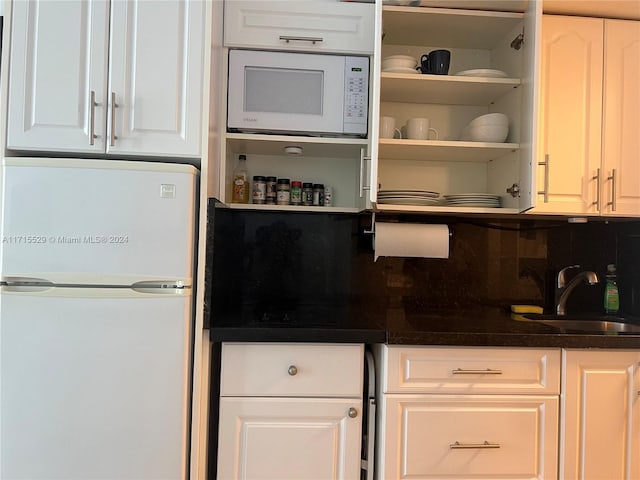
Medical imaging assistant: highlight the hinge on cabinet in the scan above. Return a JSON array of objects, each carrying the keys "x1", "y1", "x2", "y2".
[
  {"x1": 510, "y1": 31, "x2": 524, "y2": 50},
  {"x1": 506, "y1": 183, "x2": 521, "y2": 198}
]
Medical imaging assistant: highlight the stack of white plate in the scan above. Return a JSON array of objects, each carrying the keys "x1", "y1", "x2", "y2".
[
  {"x1": 444, "y1": 193, "x2": 501, "y2": 208},
  {"x1": 454, "y1": 68, "x2": 508, "y2": 78},
  {"x1": 378, "y1": 189, "x2": 440, "y2": 206}
]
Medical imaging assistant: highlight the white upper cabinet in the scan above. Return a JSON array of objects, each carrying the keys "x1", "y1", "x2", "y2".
[
  {"x1": 7, "y1": 0, "x2": 205, "y2": 159},
  {"x1": 370, "y1": 1, "x2": 541, "y2": 214},
  {"x1": 224, "y1": 0, "x2": 375, "y2": 54},
  {"x1": 602, "y1": 19, "x2": 640, "y2": 216},
  {"x1": 532, "y1": 15, "x2": 640, "y2": 217}
]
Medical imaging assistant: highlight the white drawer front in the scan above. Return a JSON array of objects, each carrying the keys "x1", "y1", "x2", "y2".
[
  {"x1": 220, "y1": 343, "x2": 364, "y2": 397},
  {"x1": 224, "y1": 1, "x2": 375, "y2": 54},
  {"x1": 383, "y1": 346, "x2": 561, "y2": 394},
  {"x1": 382, "y1": 395, "x2": 559, "y2": 480}
]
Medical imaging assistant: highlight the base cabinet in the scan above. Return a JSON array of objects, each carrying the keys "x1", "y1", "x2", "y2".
[
  {"x1": 381, "y1": 395, "x2": 559, "y2": 479},
  {"x1": 560, "y1": 349, "x2": 640, "y2": 480},
  {"x1": 374, "y1": 346, "x2": 561, "y2": 480},
  {"x1": 217, "y1": 397, "x2": 362, "y2": 480},
  {"x1": 216, "y1": 343, "x2": 364, "y2": 480}
]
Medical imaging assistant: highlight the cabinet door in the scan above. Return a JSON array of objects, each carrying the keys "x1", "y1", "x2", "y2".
[
  {"x1": 379, "y1": 394, "x2": 559, "y2": 480},
  {"x1": 561, "y1": 349, "x2": 640, "y2": 480},
  {"x1": 217, "y1": 397, "x2": 363, "y2": 480},
  {"x1": 108, "y1": 0, "x2": 204, "y2": 158},
  {"x1": 601, "y1": 19, "x2": 640, "y2": 217},
  {"x1": 533, "y1": 15, "x2": 603, "y2": 215},
  {"x1": 7, "y1": 0, "x2": 109, "y2": 153}
]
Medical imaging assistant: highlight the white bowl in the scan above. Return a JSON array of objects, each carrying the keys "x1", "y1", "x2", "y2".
[
  {"x1": 468, "y1": 113, "x2": 509, "y2": 127},
  {"x1": 382, "y1": 55, "x2": 417, "y2": 69},
  {"x1": 468, "y1": 124, "x2": 509, "y2": 143}
]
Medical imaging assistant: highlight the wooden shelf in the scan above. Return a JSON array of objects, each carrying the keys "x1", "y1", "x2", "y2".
[
  {"x1": 376, "y1": 203, "x2": 521, "y2": 214},
  {"x1": 380, "y1": 73, "x2": 520, "y2": 105},
  {"x1": 378, "y1": 138, "x2": 518, "y2": 162},
  {"x1": 227, "y1": 203, "x2": 361, "y2": 213},
  {"x1": 382, "y1": 5, "x2": 524, "y2": 48},
  {"x1": 226, "y1": 133, "x2": 368, "y2": 158}
]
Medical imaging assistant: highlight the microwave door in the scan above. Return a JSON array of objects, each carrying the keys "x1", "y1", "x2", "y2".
[{"x1": 228, "y1": 50, "x2": 357, "y2": 136}]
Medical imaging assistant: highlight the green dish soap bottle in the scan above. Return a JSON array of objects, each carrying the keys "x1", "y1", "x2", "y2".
[{"x1": 604, "y1": 264, "x2": 620, "y2": 315}]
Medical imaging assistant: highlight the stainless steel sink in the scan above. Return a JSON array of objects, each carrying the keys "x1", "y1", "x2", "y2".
[{"x1": 523, "y1": 314, "x2": 640, "y2": 334}]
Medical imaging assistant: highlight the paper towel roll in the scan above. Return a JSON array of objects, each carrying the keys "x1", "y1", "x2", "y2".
[{"x1": 374, "y1": 223, "x2": 449, "y2": 261}]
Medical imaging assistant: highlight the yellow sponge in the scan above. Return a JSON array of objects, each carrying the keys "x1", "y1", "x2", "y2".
[{"x1": 511, "y1": 305, "x2": 544, "y2": 314}]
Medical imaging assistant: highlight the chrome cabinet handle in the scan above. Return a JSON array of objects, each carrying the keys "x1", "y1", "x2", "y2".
[
  {"x1": 451, "y1": 368, "x2": 503, "y2": 375},
  {"x1": 110, "y1": 92, "x2": 118, "y2": 147},
  {"x1": 607, "y1": 169, "x2": 617, "y2": 212},
  {"x1": 450, "y1": 441, "x2": 501, "y2": 449},
  {"x1": 592, "y1": 168, "x2": 601, "y2": 210},
  {"x1": 359, "y1": 148, "x2": 371, "y2": 198},
  {"x1": 538, "y1": 154, "x2": 549, "y2": 203},
  {"x1": 287, "y1": 365, "x2": 298, "y2": 376},
  {"x1": 279, "y1": 35, "x2": 323, "y2": 44},
  {"x1": 89, "y1": 90, "x2": 99, "y2": 146},
  {"x1": 348, "y1": 407, "x2": 358, "y2": 418}
]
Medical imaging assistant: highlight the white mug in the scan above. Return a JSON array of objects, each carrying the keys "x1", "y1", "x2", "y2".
[
  {"x1": 380, "y1": 116, "x2": 402, "y2": 139},
  {"x1": 406, "y1": 117, "x2": 439, "y2": 140}
]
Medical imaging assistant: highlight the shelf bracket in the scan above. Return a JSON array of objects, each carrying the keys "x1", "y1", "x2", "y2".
[
  {"x1": 506, "y1": 183, "x2": 521, "y2": 198},
  {"x1": 510, "y1": 31, "x2": 524, "y2": 51}
]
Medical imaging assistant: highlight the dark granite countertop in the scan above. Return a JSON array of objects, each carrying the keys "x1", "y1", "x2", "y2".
[{"x1": 210, "y1": 306, "x2": 640, "y2": 349}]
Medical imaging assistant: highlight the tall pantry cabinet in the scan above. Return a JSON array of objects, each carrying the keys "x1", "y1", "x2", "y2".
[
  {"x1": 533, "y1": 15, "x2": 640, "y2": 216},
  {"x1": 6, "y1": 0, "x2": 205, "y2": 158}
]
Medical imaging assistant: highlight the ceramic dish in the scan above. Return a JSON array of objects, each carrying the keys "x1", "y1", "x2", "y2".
[
  {"x1": 454, "y1": 69, "x2": 509, "y2": 78},
  {"x1": 382, "y1": 67, "x2": 420, "y2": 74},
  {"x1": 378, "y1": 197, "x2": 442, "y2": 206}
]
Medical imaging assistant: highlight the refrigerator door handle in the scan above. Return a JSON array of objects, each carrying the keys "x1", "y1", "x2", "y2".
[
  {"x1": 132, "y1": 280, "x2": 190, "y2": 294},
  {"x1": 2, "y1": 277, "x2": 55, "y2": 287}
]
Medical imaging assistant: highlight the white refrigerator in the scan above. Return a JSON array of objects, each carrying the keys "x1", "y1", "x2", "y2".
[{"x1": 0, "y1": 158, "x2": 198, "y2": 479}]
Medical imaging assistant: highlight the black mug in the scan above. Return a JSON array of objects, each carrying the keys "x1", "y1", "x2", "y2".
[{"x1": 417, "y1": 49, "x2": 451, "y2": 75}]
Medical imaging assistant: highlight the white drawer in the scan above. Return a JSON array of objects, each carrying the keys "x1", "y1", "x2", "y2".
[
  {"x1": 381, "y1": 394, "x2": 559, "y2": 479},
  {"x1": 220, "y1": 343, "x2": 364, "y2": 397},
  {"x1": 381, "y1": 346, "x2": 561, "y2": 394},
  {"x1": 224, "y1": 1, "x2": 375, "y2": 54}
]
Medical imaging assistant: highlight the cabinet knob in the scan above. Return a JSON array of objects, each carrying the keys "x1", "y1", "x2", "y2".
[
  {"x1": 287, "y1": 365, "x2": 298, "y2": 376},
  {"x1": 348, "y1": 407, "x2": 358, "y2": 418}
]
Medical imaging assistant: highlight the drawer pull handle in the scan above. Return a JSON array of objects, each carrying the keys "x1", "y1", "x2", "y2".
[
  {"x1": 450, "y1": 441, "x2": 501, "y2": 449},
  {"x1": 348, "y1": 407, "x2": 358, "y2": 418},
  {"x1": 287, "y1": 365, "x2": 298, "y2": 376},
  {"x1": 451, "y1": 368, "x2": 503, "y2": 375},
  {"x1": 279, "y1": 35, "x2": 324, "y2": 45}
]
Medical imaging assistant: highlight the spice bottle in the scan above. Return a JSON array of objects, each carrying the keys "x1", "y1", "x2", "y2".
[
  {"x1": 302, "y1": 182, "x2": 314, "y2": 206},
  {"x1": 276, "y1": 178, "x2": 291, "y2": 205},
  {"x1": 291, "y1": 181, "x2": 303, "y2": 205},
  {"x1": 231, "y1": 154, "x2": 249, "y2": 203},
  {"x1": 266, "y1": 176, "x2": 277, "y2": 205},
  {"x1": 313, "y1": 183, "x2": 325, "y2": 206},
  {"x1": 252, "y1": 176, "x2": 266, "y2": 204}
]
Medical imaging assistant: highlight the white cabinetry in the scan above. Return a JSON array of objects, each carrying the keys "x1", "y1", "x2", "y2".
[
  {"x1": 533, "y1": 16, "x2": 640, "y2": 217},
  {"x1": 7, "y1": 0, "x2": 204, "y2": 159},
  {"x1": 374, "y1": 345, "x2": 561, "y2": 479},
  {"x1": 217, "y1": 0, "x2": 375, "y2": 212},
  {"x1": 224, "y1": 1, "x2": 375, "y2": 55},
  {"x1": 370, "y1": 2, "x2": 540, "y2": 214},
  {"x1": 561, "y1": 349, "x2": 640, "y2": 480},
  {"x1": 216, "y1": 343, "x2": 364, "y2": 480}
]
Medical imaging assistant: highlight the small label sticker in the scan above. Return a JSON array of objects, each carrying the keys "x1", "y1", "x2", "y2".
[{"x1": 160, "y1": 184, "x2": 176, "y2": 198}]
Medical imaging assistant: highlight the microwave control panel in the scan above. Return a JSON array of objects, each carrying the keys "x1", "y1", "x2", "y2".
[{"x1": 343, "y1": 56, "x2": 369, "y2": 136}]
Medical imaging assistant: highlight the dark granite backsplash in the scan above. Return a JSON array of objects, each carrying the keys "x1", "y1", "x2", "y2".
[{"x1": 206, "y1": 200, "x2": 640, "y2": 327}]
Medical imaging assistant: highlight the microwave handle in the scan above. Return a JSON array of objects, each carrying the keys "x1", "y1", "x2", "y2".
[
  {"x1": 279, "y1": 35, "x2": 324, "y2": 45},
  {"x1": 360, "y1": 148, "x2": 371, "y2": 198}
]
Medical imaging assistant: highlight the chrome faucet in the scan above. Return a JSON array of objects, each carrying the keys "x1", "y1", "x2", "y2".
[{"x1": 555, "y1": 265, "x2": 599, "y2": 315}]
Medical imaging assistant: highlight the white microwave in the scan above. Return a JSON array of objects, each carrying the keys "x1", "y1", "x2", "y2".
[{"x1": 227, "y1": 49, "x2": 369, "y2": 137}]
